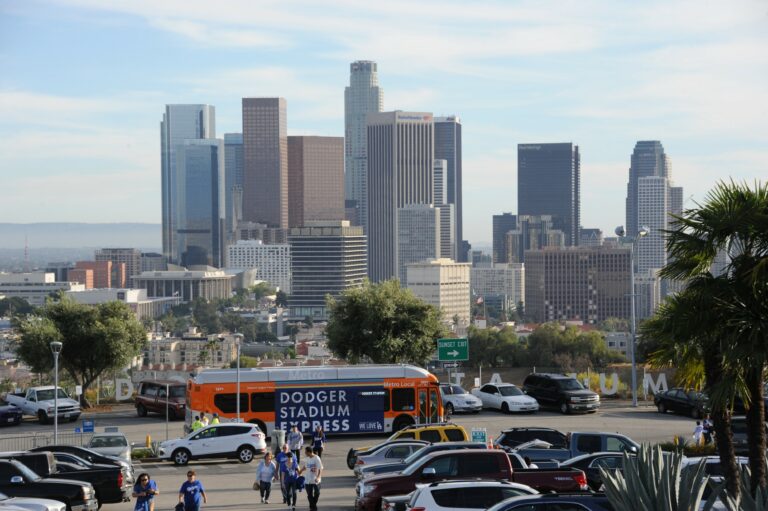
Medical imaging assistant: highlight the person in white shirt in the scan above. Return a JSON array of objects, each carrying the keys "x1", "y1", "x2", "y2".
[
  {"x1": 693, "y1": 421, "x2": 704, "y2": 445},
  {"x1": 300, "y1": 446, "x2": 323, "y2": 511},
  {"x1": 255, "y1": 452, "x2": 277, "y2": 504}
]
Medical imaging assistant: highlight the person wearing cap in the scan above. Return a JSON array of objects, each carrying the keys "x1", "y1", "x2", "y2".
[
  {"x1": 190, "y1": 416, "x2": 203, "y2": 432},
  {"x1": 275, "y1": 443, "x2": 291, "y2": 503},
  {"x1": 178, "y1": 470, "x2": 207, "y2": 511},
  {"x1": 210, "y1": 413, "x2": 220, "y2": 425}
]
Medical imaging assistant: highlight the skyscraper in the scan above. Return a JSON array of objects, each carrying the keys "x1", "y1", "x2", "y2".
[
  {"x1": 518, "y1": 143, "x2": 581, "y2": 246},
  {"x1": 224, "y1": 133, "x2": 244, "y2": 239},
  {"x1": 175, "y1": 139, "x2": 225, "y2": 267},
  {"x1": 160, "y1": 104, "x2": 215, "y2": 263},
  {"x1": 242, "y1": 97, "x2": 288, "y2": 228},
  {"x1": 433, "y1": 159, "x2": 456, "y2": 260},
  {"x1": 625, "y1": 141, "x2": 670, "y2": 237},
  {"x1": 367, "y1": 111, "x2": 434, "y2": 282},
  {"x1": 492, "y1": 213, "x2": 518, "y2": 263},
  {"x1": 287, "y1": 136, "x2": 345, "y2": 227},
  {"x1": 95, "y1": 248, "x2": 142, "y2": 283},
  {"x1": 345, "y1": 61, "x2": 383, "y2": 230},
  {"x1": 506, "y1": 215, "x2": 565, "y2": 263},
  {"x1": 397, "y1": 204, "x2": 440, "y2": 284},
  {"x1": 434, "y1": 116, "x2": 463, "y2": 260}
]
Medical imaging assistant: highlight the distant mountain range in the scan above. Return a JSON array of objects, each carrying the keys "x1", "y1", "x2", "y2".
[{"x1": 0, "y1": 223, "x2": 160, "y2": 250}]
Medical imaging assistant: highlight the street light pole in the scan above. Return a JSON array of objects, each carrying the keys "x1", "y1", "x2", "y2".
[
  {"x1": 50, "y1": 341, "x2": 63, "y2": 444},
  {"x1": 236, "y1": 337, "x2": 241, "y2": 422},
  {"x1": 165, "y1": 383, "x2": 169, "y2": 441}
]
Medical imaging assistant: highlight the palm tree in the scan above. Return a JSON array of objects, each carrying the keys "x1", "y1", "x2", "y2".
[{"x1": 660, "y1": 180, "x2": 768, "y2": 492}]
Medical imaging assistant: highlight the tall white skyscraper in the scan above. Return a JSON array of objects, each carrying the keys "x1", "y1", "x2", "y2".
[
  {"x1": 626, "y1": 141, "x2": 670, "y2": 237},
  {"x1": 160, "y1": 104, "x2": 216, "y2": 263},
  {"x1": 433, "y1": 159, "x2": 456, "y2": 260},
  {"x1": 367, "y1": 111, "x2": 434, "y2": 282},
  {"x1": 636, "y1": 176, "x2": 668, "y2": 273},
  {"x1": 344, "y1": 61, "x2": 383, "y2": 230},
  {"x1": 397, "y1": 204, "x2": 440, "y2": 284}
]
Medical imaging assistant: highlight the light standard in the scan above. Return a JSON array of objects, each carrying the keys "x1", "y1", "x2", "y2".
[
  {"x1": 49, "y1": 341, "x2": 63, "y2": 444},
  {"x1": 235, "y1": 334, "x2": 243, "y2": 422},
  {"x1": 615, "y1": 225, "x2": 649, "y2": 407}
]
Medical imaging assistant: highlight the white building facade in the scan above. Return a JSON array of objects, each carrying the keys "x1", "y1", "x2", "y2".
[
  {"x1": 226, "y1": 240, "x2": 292, "y2": 293},
  {"x1": 406, "y1": 259, "x2": 471, "y2": 333},
  {"x1": 397, "y1": 204, "x2": 440, "y2": 284},
  {"x1": 0, "y1": 272, "x2": 84, "y2": 306},
  {"x1": 470, "y1": 263, "x2": 525, "y2": 312}
]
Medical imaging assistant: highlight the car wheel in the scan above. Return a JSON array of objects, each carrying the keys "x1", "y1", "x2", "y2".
[
  {"x1": 172, "y1": 448, "x2": 191, "y2": 466},
  {"x1": 691, "y1": 407, "x2": 701, "y2": 420},
  {"x1": 237, "y1": 445, "x2": 255, "y2": 463},
  {"x1": 37, "y1": 410, "x2": 48, "y2": 425},
  {"x1": 559, "y1": 401, "x2": 570, "y2": 414},
  {"x1": 346, "y1": 448, "x2": 357, "y2": 470},
  {"x1": 657, "y1": 402, "x2": 666, "y2": 414},
  {"x1": 501, "y1": 402, "x2": 510, "y2": 414},
  {"x1": 136, "y1": 404, "x2": 147, "y2": 417},
  {"x1": 446, "y1": 403, "x2": 454, "y2": 416}
]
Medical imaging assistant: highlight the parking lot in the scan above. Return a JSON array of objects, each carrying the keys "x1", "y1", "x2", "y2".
[{"x1": 0, "y1": 401, "x2": 700, "y2": 510}]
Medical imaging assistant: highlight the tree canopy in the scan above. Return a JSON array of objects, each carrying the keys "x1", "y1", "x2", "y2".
[
  {"x1": 325, "y1": 279, "x2": 447, "y2": 364},
  {"x1": 15, "y1": 298, "x2": 146, "y2": 407}
]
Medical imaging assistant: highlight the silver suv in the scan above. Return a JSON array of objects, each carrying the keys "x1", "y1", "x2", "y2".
[{"x1": 439, "y1": 384, "x2": 482, "y2": 415}]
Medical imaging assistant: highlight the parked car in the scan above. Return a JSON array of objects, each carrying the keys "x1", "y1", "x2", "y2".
[
  {"x1": 27, "y1": 446, "x2": 133, "y2": 480},
  {"x1": 728, "y1": 417, "x2": 768, "y2": 455},
  {"x1": 0, "y1": 491, "x2": 66, "y2": 511},
  {"x1": 486, "y1": 493, "x2": 615, "y2": 511},
  {"x1": 682, "y1": 455, "x2": 750, "y2": 503},
  {"x1": 381, "y1": 493, "x2": 411, "y2": 511},
  {"x1": 0, "y1": 399, "x2": 22, "y2": 427},
  {"x1": 507, "y1": 431, "x2": 639, "y2": 463},
  {"x1": 354, "y1": 449, "x2": 588, "y2": 511},
  {"x1": 358, "y1": 442, "x2": 489, "y2": 480},
  {"x1": 347, "y1": 423, "x2": 468, "y2": 469},
  {"x1": 4, "y1": 387, "x2": 81, "y2": 425},
  {"x1": 654, "y1": 388, "x2": 708, "y2": 418},
  {"x1": 522, "y1": 373, "x2": 600, "y2": 414},
  {"x1": 440, "y1": 384, "x2": 483, "y2": 415},
  {"x1": 353, "y1": 441, "x2": 429, "y2": 478},
  {"x1": 0, "y1": 451, "x2": 131, "y2": 507},
  {"x1": 560, "y1": 452, "x2": 630, "y2": 491},
  {"x1": 471, "y1": 383, "x2": 539, "y2": 414},
  {"x1": 157, "y1": 422, "x2": 266, "y2": 465},
  {"x1": 86, "y1": 430, "x2": 131, "y2": 464},
  {"x1": 494, "y1": 428, "x2": 568, "y2": 451},
  {"x1": 0, "y1": 459, "x2": 98, "y2": 510},
  {"x1": 406, "y1": 480, "x2": 539, "y2": 511},
  {"x1": 135, "y1": 380, "x2": 186, "y2": 419}
]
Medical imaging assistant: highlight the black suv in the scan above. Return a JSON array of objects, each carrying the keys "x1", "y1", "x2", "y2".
[
  {"x1": 494, "y1": 427, "x2": 568, "y2": 451},
  {"x1": 523, "y1": 373, "x2": 600, "y2": 414}
]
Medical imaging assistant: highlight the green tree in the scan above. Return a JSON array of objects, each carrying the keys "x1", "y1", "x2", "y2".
[
  {"x1": 467, "y1": 326, "x2": 523, "y2": 368},
  {"x1": 0, "y1": 297, "x2": 35, "y2": 317},
  {"x1": 251, "y1": 282, "x2": 275, "y2": 300},
  {"x1": 15, "y1": 299, "x2": 146, "y2": 407},
  {"x1": 599, "y1": 317, "x2": 630, "y2": 332},
  {"x1": 230, "y1": 355, "x2": 260, "y2": 368},
  {"x1": 303, "y1": 315, "x2": 314, "y2": 330},
  {"x1": 326, "y1": 280, "x2": 447, "y2": 364},
  {"x1": 192, "y1": 298, "x2": 222, "y2": 334},
  {"x1": 275, "y1": 290, "x2": 288, "y2": 308}
]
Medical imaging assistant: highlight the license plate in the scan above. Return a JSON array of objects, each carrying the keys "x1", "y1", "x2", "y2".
[
  {"x1": 6, "y1": 418, "x2": 14, "y2": 423},
  {"x1": 64, "y1": 413, "x2": 70, "y2": 418}
]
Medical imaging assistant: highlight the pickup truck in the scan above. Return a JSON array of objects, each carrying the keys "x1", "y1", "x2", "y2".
[
  {"x1": 0, "y1": 451, "x2": 131, "y2": 506},
  {"x1": 0, "y1": 459, "x2": 98, "y2": 510},
  {"x1": 496, "y1": 430, "x2": 639, "y2": 462},
  {"x1": 4, "y1": 387, "x2": 81, "y2": 425},
  {"x1": 354, "y1": 448, "x2": 588, "y2": 511}
]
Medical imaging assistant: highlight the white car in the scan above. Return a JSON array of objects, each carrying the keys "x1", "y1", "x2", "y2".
[
  {"x1": 86, "y1": 431, "x2": 131, "y2": 464},
  {"x1": 158, "y1": 423, "x2": 266, "y2": 466},
  {"x1": 406, "y1": 480, "x2": 538, "y2": 511},
  {"x1": 0, "y1": 491, "x2": 66, "y2": 511},
  {"x1": 440, "y1": 384, "x2": 483, "y2": 415},
  {"x1": 471, "y1": 383, "x2": 539, "y2": 413}
]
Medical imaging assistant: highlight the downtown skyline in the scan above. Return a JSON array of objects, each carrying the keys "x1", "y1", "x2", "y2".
[{"x1": 1, "y1": 1, "x2": 766, "y2": 246}]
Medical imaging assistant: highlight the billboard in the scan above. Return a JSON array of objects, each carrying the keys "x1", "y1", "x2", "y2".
[{"x1": 274, "y1": 385, "x2": 386, "y2": 433}]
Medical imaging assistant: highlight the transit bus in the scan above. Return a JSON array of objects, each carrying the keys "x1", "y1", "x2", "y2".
[{"x1": 185, "y1": 365, "x2": 443, "y2": 436}]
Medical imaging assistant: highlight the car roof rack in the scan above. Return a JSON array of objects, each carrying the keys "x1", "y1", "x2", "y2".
[{"x1": 428, "y1": 478, "x2": 514, "y2": 487}]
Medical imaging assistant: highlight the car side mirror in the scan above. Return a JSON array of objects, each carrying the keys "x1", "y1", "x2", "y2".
[
  {"x1": 629, "y1": 446, "x2": 638, "y2": 453},
  {"x1": 422, "y1": 467, "x2": 437, "y2": 477},
  {"x1": 10, "y1": 476, "x2": 23, "y2": 484},
  {"x1": 495, "y1": 392, "x2": 501, "y2": 396}
]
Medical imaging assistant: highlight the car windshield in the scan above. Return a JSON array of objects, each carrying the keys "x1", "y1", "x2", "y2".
[
  {"x1": 14, "y1": 462, "x2": 41, "y2": 481},
  {"x1": 36, "y1": 389, "x2": 69, "y2": 400},
  {"x1": 499, "y1": 386, "x2": 524, "y2": 396},
  {"x1": 402, "y1": 445, "x2": 430, "y2": 465},
  {"x1": 450, "y1": 385, "x2": 467, "y2": 395},
  {"x1": 169, "y1": 386, "x2": 185, "y2": 398},
  {"x1": 90, "y1": 435, "x2": 127, "y2": 447},
  {"x1": 558, "y1": 379, "x2": 585, "y2": 391}
]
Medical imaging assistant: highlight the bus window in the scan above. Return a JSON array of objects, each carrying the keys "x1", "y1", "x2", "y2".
[
  {"x1": 392, "y1": 388, "x2": 415, "y2": 411},
  {"x1": 429, "y1": 388, "x2": 439, "y2": 423},
  {"x1": 418, "y1": 389, "x2": 427, "y2": 424},
  {"x1": 357, "y1": 390, "x2": 390, "y2": 412},
  {"x1": 250, "y1": 392, "x2": 275, "y2": 413},
  {"x1": 213, "y1": 393, "x2": 249, "y2": 414}
]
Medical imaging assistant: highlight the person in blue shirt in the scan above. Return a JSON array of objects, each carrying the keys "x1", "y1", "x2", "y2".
[
  {"x1": 280, "y1": 454, "x2": 300, "y2": 511},
  {"x1": 312, "y1": 426, "x2": 327, "y2": 458},
  {"x1": 132, "y1": 472, "x2": 158, "y2": 511},
  {"x1": 275, "y1": 443, "x2": 291, "y2": 503},
  {"x1": 178, "y1": 470, "x2": 207, "y2": 511}
]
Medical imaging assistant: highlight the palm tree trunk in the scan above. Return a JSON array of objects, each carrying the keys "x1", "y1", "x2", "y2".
[
  {"x1": 745, "y1": 367, "x2": 766, "y2": 492},
  {"x1": 704, "y1": 351, "x2": 740, "y2": 499}
]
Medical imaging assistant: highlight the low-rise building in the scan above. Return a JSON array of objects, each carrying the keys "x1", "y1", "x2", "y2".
[
  {"x1": 65, "y1": 288, "x2": 180, "y2": 320},
  {"x1": 0, "y1": 272, "x2": 85, "y2": 306},
  {"x1": 132, "y1": 269, "x2": 234, "y2": 302},
  {"x1": 142, "y1": 329, "x2": 239, "y2": 369},
  {"x1": 406, "y1": 258, "x2": 471, "y2": 333},
  {"x1": 226, "y1": 240, "x2": 291, "y2": 292}
]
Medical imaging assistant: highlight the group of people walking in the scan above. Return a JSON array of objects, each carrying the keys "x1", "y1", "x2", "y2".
[
  {"x1": 693, "y1": 415, "x2": 715, "y2": 445},
  {"x1": 133, "y1": 425, "x2": 327, "y2": 511}
]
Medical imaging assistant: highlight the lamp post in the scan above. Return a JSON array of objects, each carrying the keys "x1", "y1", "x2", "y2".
[
  {"x1": 49, "y1": 341, "x2": 63, "y2": 444},
  {"x1": 235, "y1": 334, "x2": 243, "y2": 422},
  {"x1": 615, "y1": 225, "x2": 649, "y2": 408}
]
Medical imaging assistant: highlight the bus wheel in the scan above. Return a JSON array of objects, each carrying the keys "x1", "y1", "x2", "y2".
[
  {"x1": 392, "y1": 415, "x2": 414, "y2": 432},
  {"x1": 248, "y1": 419, "x2": 268, "y2": 437}
]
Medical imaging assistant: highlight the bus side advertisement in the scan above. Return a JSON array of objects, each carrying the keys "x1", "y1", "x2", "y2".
[{"x1": 275, "y1": 386, "x2": 386, "y2": 433}]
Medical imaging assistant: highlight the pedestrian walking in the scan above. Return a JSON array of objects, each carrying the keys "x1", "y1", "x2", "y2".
[
  {"x1": 178, "y1": 470, "x2": 207, "y2": 511},
  {"x1": 132, "y1": 472, "x2": 158, "y2": 511},
  {"x1": 693, "y1": 420, "x2": 704, "y2": 445},
  {"x1": 300, "y1": 446, "x2": 323, "y2": 511},
  {"x1": 201, "y1": 414, "x2": 210, "y2": 427},
  {"x1": 312, "y1": 426, "x2": 326, "y2": 458},
  {"x1": 287, "y1": 425, "x2": 304, "y2": 463},
  {"x1": 190, "y1": 416, "x2": 203, "y2": 431},
  {"x1": 275, "y1": 443, "x2": 291, "y2": 503},
  {"x1": 281, "y1": 454, "x2": 300, "y2": 511},
  {"x1": 703, "y1": 415, "x2": 714, "y2": 445},
  {"x1": 255, "y1": 452, "x2": 278, "y2": 504},
  {"x1": 210, "y1": 413, "x2": 220, "y2": 425}
]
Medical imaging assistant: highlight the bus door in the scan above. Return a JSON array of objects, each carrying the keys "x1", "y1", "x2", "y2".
[
  {"x1": 429, "y1": 387, "x2": 439, "y2": 423},
  {"x1": 418, "y1": 389, "x2": 427, "y2": 424}
]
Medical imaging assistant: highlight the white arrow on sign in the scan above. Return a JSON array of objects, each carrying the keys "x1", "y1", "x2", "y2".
[{"x1": 448, "y1": 350, "x2": 459, "y2": 357}]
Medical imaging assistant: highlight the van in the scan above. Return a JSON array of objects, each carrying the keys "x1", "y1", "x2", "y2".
[{"x1": 135, "y1": 380, "x2": 185, "y2": 419}]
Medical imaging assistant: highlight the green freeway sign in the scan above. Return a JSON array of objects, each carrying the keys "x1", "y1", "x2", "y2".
[{"x1": 437, "y1": 338, "x2": 469, "y2": 361}]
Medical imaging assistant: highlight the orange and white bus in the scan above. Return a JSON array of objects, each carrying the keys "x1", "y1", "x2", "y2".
[{"x1": 186, "y1": 365, "x2": 442, "y2": 436}]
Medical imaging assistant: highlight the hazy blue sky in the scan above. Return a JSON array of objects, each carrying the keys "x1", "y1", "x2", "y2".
[{"x1": 1, "y1": 0, "x2": 766, "y2": 246}]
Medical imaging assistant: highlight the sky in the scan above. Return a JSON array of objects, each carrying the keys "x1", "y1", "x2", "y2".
[{"x1": 1, "y1": 0, "x2": 766, "y2": 247}]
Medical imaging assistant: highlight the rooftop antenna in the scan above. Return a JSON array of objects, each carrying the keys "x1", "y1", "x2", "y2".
[{"x1": 24, "y1": 235, "x2": 30, "y2": 273}]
